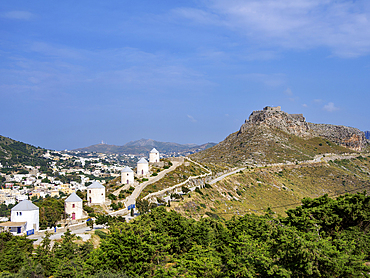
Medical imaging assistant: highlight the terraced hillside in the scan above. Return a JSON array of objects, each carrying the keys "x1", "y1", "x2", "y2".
[
  {"x1": 139, "y1": 161, "x2": 208, "y2": 199},
  {"x1": 171, "y1": 156, "x2": 370, "y2": 219},
  {"x1": 167, "y1": 107, "x2": 370, "y2": 219}
]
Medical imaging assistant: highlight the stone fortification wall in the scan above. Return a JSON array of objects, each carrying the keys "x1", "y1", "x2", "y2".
[
  {"x1": 263, "y1": 106, "x2": 281, "y2": 111},
  {"x1": 239, "y1": 107, "x2": 311, "y2": 138},
  {"x1": 169, "y1": 157, "x2": 185, "y2": 163},
  {"x1": 308, "y1": 123, "x2": 367, "y2": 151}
]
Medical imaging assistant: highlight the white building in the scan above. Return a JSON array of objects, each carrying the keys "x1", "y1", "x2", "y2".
[
  {"x1": 87, "y1": 181, "x2": 105, "y2": 205},
  {"x1": 0, "y1": 200, "x2": 39, "y2": 235},
  {"x1": 137, "y1": 158, "x2": 149, "y2": 176},
  {"x1": 121, "y1": 166, "x2": 134, "y2": 185},
  {"x1": 149, "y1": 148, "x2": 160, "y2": 163},
  {"x1": 65, "y1": 192, "x2": 83, "y2": 220}
]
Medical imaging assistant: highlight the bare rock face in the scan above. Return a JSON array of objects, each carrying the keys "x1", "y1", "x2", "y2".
[
  {"x1": 239, "y1": 106, "x2": 311, "y2": 138},
  {"x1": 308, "y1": 123, "x2": 367, "y2": 151},
  {"x1": 239, "y1": 106, "x2": 367, "y2": 151}
]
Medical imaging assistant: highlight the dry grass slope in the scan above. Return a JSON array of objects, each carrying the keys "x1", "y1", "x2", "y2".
[
  {"x1": 139, "y1": 162, "x2": 208, "y2": 199},
  {"x1": 191, "y1": 125, "x2": 352, "y2": 166},
  {"x1": 171, "y1": 156, "x2": 370, "y2": 219}
]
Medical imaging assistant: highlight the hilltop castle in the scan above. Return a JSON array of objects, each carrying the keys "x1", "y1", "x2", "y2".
[{"x1": 239, "y1": 106, "x2": 367, "y2": 151}]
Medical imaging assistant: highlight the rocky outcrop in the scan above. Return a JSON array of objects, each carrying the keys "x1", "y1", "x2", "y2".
[
  {"x1": 308, "y1": 123, "x2": 367, "y2": 152},
  {"x1": 239, "y1": 106, "x2": 367, "y2": 151},
  {"x1": 239, "y1": 106, "x2": 311, "y2": 138}
]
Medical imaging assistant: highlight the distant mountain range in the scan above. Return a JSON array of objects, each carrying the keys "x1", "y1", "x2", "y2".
[{"x1": 72, "y1": 139, "x2": 216, "y2": 156}]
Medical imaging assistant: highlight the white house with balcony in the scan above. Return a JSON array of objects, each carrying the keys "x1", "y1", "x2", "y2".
[{"x1": 0, "y1": 199, "x2": 39, "y2": 235}]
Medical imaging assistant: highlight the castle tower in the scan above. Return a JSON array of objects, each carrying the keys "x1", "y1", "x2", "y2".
[
  {"x1": 65, "y1": 192, "x2": 83, "y2": 220},
  {"x1": 87, "y1": 181, "x2": 105, "y2": 205},
  {"x1": 149, "y1": 148, "x2": 160, "y2": 163},
  {"x1": 137, "y1": 158, "x2": 149, "y2": 176},
  {"x1": 121, "y1": 166, "x2": 134, "y2": 185}
]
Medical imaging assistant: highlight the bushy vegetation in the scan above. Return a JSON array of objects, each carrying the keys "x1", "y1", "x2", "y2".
[
  {"x1": 0, "y1": 203, "x2": 15, "y2": 217},
  {"x1": 33, "y1": 197, "x2": 65, "y2": 229},
  {"x1": 0, "y1": 136, "x2": 48, "y2": 169},
  {"x1": 118, "y1": 187, "x2": 135, "y2": 199},
  {"x1": 1, "y1": 192, "x2": 370, "y2": 277}
]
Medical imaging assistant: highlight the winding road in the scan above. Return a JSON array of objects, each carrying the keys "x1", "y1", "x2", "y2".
[{"x1": 109, "y1": 152, "x2": 367, "y2": 216}]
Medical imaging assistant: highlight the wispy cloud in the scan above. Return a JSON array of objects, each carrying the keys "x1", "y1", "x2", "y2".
[
  {"x1": 284, "y1": 87, "x2": 293, "y2": 96},
  {"x1": 2, "y1": 11, "x2": 34, "y2": 20},
  {"x1": 187, "y1": 115, "x2": 197, "y2": 122},
  {"x1": 323, "y1": 102, "x2": 339, "y2": 112},
  {"x1": 172, "y1": 7, "x2": 222, "y2": 25},
  {"x1": 179, "y1": 0, "x2": 370, "y2": 58},
  {"x1": 239, "y1": 73, "x2": 286, "y2": 87},
  {"x1": 0, "y1": 42, "x2": 214, "y2": 102}
]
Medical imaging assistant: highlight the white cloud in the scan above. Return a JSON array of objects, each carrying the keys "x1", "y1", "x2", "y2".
[
  {"x1": 29, "y1": 42, "x2": 83, "y2": 60},
  {"x1": 2, "y1": 11, "x2": 34, "y2": 20},
  {"x1": 181, "y1": 0, "x2": 370, "y2": 58},
  {"x1": 0, "y1": 42, "x2": 215, "y2": 102},
  {"x1": 323, "y1": 102, "x2": 339, "y2": 112},
  {"x1": 302, "y1": 103, "x2": 308, "y2": 107},
  {"x1": 172, "y1": 7, "x2": 222, "y2": 25},
  {"x1": 239, "y1": 73, "x2": 286, "y2": 87},
  {"x1": 284, "y1": 88, "x2": 293, "y2": 96},
  {"x1": 187, "y1": 115, "x2": 197, "y2": 122}
]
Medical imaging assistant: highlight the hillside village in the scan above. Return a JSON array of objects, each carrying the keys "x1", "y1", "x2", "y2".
[
  {"x1": 0, "y1": 151, "x2": 125, "y2": 206},
  {"x1": 0, "y1": 147, "x2": 166, "y2": 235}
]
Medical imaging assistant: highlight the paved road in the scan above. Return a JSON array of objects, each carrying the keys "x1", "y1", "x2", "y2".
[
  {"x1": 28, "y1": 226, "x2": 92, "y2": 245},
  {"x1": 207, "y1": 152, "x2": 364, "y2": 185},
  {"x1": 109, "y1": 161, "x2": 182, "y2": 216},
  {"x1": 110, "y1": 152, "x2": 366, "y2": 216},
  {"x1": 142, "y1": 157, "x2": 212, "y2": 200},
  {"x1": 209, "y1": 167, "x2": 246, "y2": 185}
]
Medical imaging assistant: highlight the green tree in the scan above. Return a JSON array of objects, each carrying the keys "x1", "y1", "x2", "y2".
[{"x1": 0, "y1": 232, "x2": 34, "y2": 273}]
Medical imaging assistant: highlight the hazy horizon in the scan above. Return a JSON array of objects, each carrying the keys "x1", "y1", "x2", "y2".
[{"x1": 1, "y1": 0, "x2": 370, "y2": 150}]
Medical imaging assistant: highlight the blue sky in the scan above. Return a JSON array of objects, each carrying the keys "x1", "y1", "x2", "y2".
[{"x1": 1, "y1": 0, "x2": 370, "y2": 150}]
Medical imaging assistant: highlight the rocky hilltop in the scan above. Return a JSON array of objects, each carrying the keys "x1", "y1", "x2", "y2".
[
  {"x1": 308, "y1": 123, "x2": 366, "y2": 152},
  {"x1": 239, "y1": 106, "x2": 367, "y2": 151},
  {"x1": 239, "y1": 106, "x2": 311, "y2": 138},
  {"x1": 192, "y1": 106, "x2": 366, "y2": 166}
]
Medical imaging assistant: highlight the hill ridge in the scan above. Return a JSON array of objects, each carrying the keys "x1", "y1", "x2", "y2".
[
  {"x1": 73, "y1": 138, "x2": 216, "y2": 156},
  {"x1": 192, "y1": 106, "x2": 367, "y2": 166}
]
